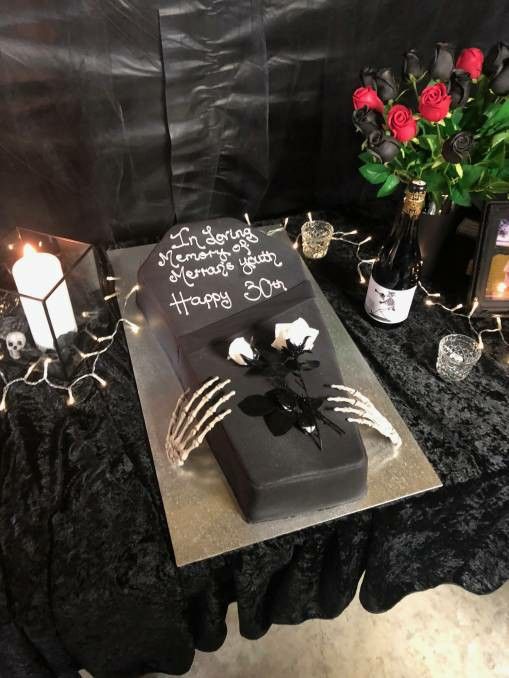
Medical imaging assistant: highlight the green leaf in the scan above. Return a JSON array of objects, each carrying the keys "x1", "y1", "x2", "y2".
[
  {"x1": 490, "y1": 129, "x2": 509, "y2": 148},
  {"x1": 417, "y1": 134, "x2": 440, "y2": 156},
  {"x1": 359, "y1": 163, "x2": 391, "y2": 185},
  {"x1": 479, "y1": 142, "x2": 505, "y2": 169},
  {"x1": 479, "y1": 99, "x2": 509, "y2": 135},
  {"x1": 376, "y1": 174, "x2": 400, "y2": 197},
  {"x1": 422, "y1": 169, "x2": 448, "y2": 194},
  {"x1": 486, "y1": 180, "x2": 509, "y2": 194},
  {"x1": 455, "y1": 163, "x2": 463, "y2": 178},
  {"x1": 451, "y1": 185, "x2": 472, "y2": 207},
  {"x1": 358, "y1": 151, "x2": 373, "y2": 163},
  {"x1": 461, "y1": 164, "x2": 483, "y2": 188},
  {"x1": 450, "y1": 108, "x2": 463, "y2": 127}
]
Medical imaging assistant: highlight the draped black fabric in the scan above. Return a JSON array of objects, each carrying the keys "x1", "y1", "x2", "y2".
[
  {"x1": 0, "y1": 212, "x2": 507, "y2": 677},
  {"x1": 160, "y1": 0, "x2": 509, "y2": 222},
  {"x1": 2, "y1": 2, "x2": 509, "y2": 241},
  {"x1": 0, "y1": 0, "x2": 174, "y2": 246}
]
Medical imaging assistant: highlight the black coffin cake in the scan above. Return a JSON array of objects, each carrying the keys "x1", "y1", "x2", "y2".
[{"x1": 137, "y1": 218, "x2": 367, "y2": 522}]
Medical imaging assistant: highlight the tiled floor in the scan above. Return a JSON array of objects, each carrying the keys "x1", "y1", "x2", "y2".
[{"x1": 81, "y1": 581, "x2": 509, "y2": 678}]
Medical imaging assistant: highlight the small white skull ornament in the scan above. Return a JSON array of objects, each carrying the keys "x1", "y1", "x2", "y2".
[{"x1": 6, "y1": 331, "x2": 26, "y2": 360}]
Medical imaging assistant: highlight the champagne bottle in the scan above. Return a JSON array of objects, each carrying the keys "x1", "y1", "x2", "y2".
[{"x1": 364, "y1": 179, "x2": 426, "y2": 325}]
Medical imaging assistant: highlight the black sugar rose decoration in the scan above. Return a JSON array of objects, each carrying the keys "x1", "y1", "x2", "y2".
[
  {"x1": 442, "y1": 131, "x2": 475, "y2": 164},
  {"x1": 229, "y1": 318, "x2": 345, "y2": 450},
  {"x1": 239, "y1": 389, "x2": 327, "y2": 440}
]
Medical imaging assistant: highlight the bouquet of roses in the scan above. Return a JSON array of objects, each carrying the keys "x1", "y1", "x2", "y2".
[{"x1": 352, "y1": 42, "x2": 509, "y2": 210}]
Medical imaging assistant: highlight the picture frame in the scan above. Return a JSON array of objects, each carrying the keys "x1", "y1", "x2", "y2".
[{"x1": 469, "y1": 200, "x2": 509, "y2": 315}]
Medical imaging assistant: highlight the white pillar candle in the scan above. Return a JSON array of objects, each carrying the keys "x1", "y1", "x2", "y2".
[{"x1": 12, "y1": 244, "x2": 77, "y2": 351}]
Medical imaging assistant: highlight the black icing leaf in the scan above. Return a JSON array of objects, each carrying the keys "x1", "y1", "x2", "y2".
[
  {"x1": 264, "y1": 409, "x2": 298, "y2": 436},
  {"x1": 238, "y1": 395, "x2": 275, "y2": 417},
  {"x1": 267, "y1": 388, "x2": 298, "y2": 412},
  {"x1": 300, "y1": 360, "x2": 320, "y2": 371},
  {"x1": 298, "y1": 410, "x2": 316, "y2": 433},
  {"x1": 309, "y1": 396, "x2": 325, "y2": 409}
]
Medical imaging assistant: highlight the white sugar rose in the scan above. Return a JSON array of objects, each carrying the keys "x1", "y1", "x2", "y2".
[
  {"x1": 228, "y1": 337, "x2": 255, "y2": 366},
  {"x1": 271, "y1": 318, "x2": 319, "y2": 351}
]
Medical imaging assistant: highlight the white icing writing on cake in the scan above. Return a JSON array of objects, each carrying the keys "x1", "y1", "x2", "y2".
[
  {"x1": 168, "y1": 262, "x2": 234, "y2": 288},
  {"x1": 201, "y1": 224, "x2": 259, "y2": 247},
  {"x1": 155, "y1": 222, "x2": 288, "y2": 318},
  {"x1": 244, "y1": 278, "x2": 288, "y2": 302},
  {"x1": 158, "y1": 227, "x2": 206, "y2": 266},
  {"x1": 239, "y1": 250, "x2": 283, "y2": 275},
  {"x1": 169, "y1": 290, "x2": 233, "y2": 316}
]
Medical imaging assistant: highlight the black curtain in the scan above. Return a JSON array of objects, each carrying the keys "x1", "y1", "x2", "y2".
[
  {"x1": 0, "y1": 0, "x2": 174, "y2": 246},
  {"x1": 161, "y1": 0, "x2": 509, "y2": 221},
  {"x1": 0, "y1": 1, "x2": 508, "y2": 236}
]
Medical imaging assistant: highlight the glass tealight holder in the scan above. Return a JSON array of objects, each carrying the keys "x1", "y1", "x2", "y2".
[
  {"x1": 436, "y1": 334, "x2": 482, "y2": 383},
  {"x1": 301, "y1": 220, "x2": 334, "y2": 260},
  {"x1": 0, "y1": 228, "x2": 112, "y2": 380}
]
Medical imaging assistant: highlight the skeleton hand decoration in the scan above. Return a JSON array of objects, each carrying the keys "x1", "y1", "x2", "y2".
[
  {"x1": 328, "y1": 385, "x2": 401, "y2": 448},
  {"x1": 165, "y1": 376, "x2": 235, "y2": 466}
]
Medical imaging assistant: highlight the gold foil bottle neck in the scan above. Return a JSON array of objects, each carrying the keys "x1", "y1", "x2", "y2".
[{"x1": 402, "y1": 181, "x2": 426, "y2": 218}]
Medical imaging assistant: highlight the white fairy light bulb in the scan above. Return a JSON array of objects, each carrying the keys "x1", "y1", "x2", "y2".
[{"x1": 469, "y1": 297, "x2": 479, "y2": 317}]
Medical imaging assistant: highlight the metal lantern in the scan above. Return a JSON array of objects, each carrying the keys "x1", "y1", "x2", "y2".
[{"x1": 0, "y1": 228, "x2": 109, "y2": 380}]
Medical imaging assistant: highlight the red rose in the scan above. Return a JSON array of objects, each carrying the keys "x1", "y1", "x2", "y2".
[
  {"x1": 387, "y1": 104, "x2": 417, "y2": 142},
  {"x1": 352, "y1": 87, "x2": 384, "y2": 114},
  {"x1": 419, "y1": 83, "x2": 451, "y2": 122},
  {"x1": 456, "y1": 48, "x2": 484, "y2": 80}
]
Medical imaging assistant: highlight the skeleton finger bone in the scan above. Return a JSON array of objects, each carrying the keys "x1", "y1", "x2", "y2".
[
  {"x1": 180, "y1": 389, "x2": 235, "y2": 448},
  {"x1": 173, "y1": 376, "x2": 220, "y2": 438},
  {"x1": 174, "y1": 377, "x2": 230, "y2": 441},
  {"x1": 181, "y1": 407, "x2": 233, "y2": 462},
  {"x1": 166, "y1": 377, "x2": 234, "y2": 466},
  {"x1": 175, "y1": 381, "x2": 233, "y2": 446},
  {"x1": 328, "y1": 385, "x2": 401, "y2": 448}
]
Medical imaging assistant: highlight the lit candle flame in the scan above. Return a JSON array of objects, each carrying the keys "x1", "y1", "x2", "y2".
[{"x1": 23, "y1": 243, "x2": 36, "y2": 257}]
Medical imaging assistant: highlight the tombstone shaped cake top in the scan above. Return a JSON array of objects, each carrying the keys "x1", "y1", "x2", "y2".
[{"x1": 138, "y1": 218, "x2": 311, "y2": 338}]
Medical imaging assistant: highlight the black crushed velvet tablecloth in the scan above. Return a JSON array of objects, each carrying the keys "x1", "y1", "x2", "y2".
[{"x1": 1, "y1": 214, "x2": 508, "y2": 678}]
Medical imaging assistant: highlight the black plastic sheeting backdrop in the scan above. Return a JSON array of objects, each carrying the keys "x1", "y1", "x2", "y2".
[{"x1": 1, "y1": 1, "x2": 508, "y2": 243}]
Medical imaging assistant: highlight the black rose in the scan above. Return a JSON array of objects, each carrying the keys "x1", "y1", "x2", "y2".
[
  {"x1": 360, "y1": 66, "x2": 377, "y2": 89},
  {"x1": 442, "y1": 131, "x2": 475, "y2": 163},
  {"x1": 484, "y1": 41, "x2": 509, "y2": 77},
  {"x1": 374, "y1": 67, "x2": 399, "y2": 102},
  {"x1": 490, "y1": 58, "x2": 509, "y2": 96},
  {"x1": 403, "y1": 49, "x2": 423, "y2": 80},
  {"x1": 352, "y1": 106, "x2": 384, "y2": 137},
  {"x1": 448, "y1": 69, "x2": 471, "y2": 108},
  {"x1": 430, "y1": 42, "x2": 455, "y2": 82},
  {"x1": 367, "y1": 130, "x2": 400, "y2": 163}
]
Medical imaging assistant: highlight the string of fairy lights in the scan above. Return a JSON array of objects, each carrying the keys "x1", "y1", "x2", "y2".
[
  {"x1": 0, "y1": 212, "x2": 506, "y2": 413},
  {"x1": 261, "y1": 212, "x2": 508, "y2": 354},
  {"x1": 0, "y1": 280, "x2": 141, "y2": 412}
]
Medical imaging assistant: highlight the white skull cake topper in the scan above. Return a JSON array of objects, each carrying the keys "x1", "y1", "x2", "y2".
[{"x1": 5, "y1": 331, "x2": 26, "y2": 360}]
